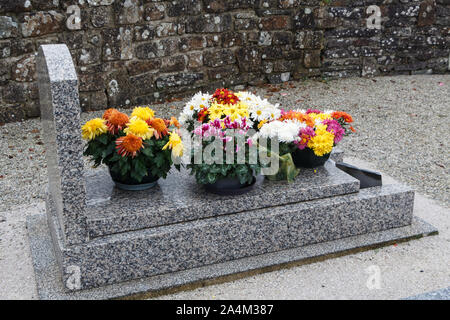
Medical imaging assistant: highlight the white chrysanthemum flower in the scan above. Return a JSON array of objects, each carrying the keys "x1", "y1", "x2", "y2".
[
  {"x1": 192, "y1": 92, "x2": 212, "y2": 108},
  {"x1": 323, "y1": 109, "x2": 334, "y2": 115},
  {"x1": 258, "y1": 120, "x2": 302, "y2": 143},
  {"x1": 181, "y1": 103, "x2": 195, "y2": 117},
  {"x1": 249, "y1": 98, "x2": 281, "y2": 122},
  {"x1": 178, "y1": 113, "x2": 189, "y2": 125},
  {"x1": 185, "y1": 92, "x2": 212, "y2": 113},
  {"x1": 236, "y1": 91, "x2": 258, "y2": 103},
  {"x1": 295, "y1": 109, "x2": 307, "y2": 114}
]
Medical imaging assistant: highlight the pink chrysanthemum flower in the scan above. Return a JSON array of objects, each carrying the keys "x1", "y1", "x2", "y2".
[
  {"x1": 323, "y1": 119, "x2": 345, "y2": 144},
  {"x1": 306, "y1": 109, "x2": 322, "y2": 114},
  {"x1": 295, "y1": 127, "x2": 316, "y2": 150}
]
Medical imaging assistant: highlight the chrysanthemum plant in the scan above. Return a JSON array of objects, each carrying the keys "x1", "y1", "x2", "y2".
[
  {"x1": 186, "y1": 117, "x2": 268, "y2": 185},
  {"x1": 179, "y1": 88, "x2": 281, "y2": 133},
  {"x1": 82, "y1": 107, "x2": 183, "y2": 184},
  {"x1": 258, "y1": 109, "x2": 355, "y2": 158}
]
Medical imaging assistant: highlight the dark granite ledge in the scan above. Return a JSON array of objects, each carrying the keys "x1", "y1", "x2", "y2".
[{"x1": 85, "y1": 161, "x2": 360, "y2": 238}]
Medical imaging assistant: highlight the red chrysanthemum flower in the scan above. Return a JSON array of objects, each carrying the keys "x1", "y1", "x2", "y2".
[
  {"x1": 212, "y1": 88, "x2": 240, "y2": 105},
  {"x1": 197, "y1": 107, "x2": 209, "y2": 122}
]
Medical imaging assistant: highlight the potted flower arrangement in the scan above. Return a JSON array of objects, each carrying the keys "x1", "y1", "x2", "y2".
[
  {"x1": 187, "y1": 116, "x2": 268, "y2": 195},
  {"x1": 258, "y1": 109, "x2": 355, "y2": 168},
  {"x1": 179, "y1": 88, "x2": 281, "y2": 133},
  {"x1": 82, "y1": 106, "x2": 183, "y2": 190}
]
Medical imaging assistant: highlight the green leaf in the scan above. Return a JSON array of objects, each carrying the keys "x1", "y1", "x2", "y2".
[
  {"x1": 207, "y1": 173, "x2": 217, "y2": 184},
  {"x1": 135, "y1": 158, "x2": 147, "y2": 177},
  {"x1": 130, "y1": 169, "x2": 143, "y2": 183},
  {"x1": 141, "y1": 147, "x2": 153, "y2": 157},
  {"x1": 154, "y1": 153, "x2": 165, "y2": 168},
  {"x1": 97, "y1": 134, "x2": 109, "y2": 145}
]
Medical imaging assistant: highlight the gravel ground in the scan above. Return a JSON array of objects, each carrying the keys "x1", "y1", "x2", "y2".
[{"x1": 0, "y1": 74, "x2": 449, "y2": 211}]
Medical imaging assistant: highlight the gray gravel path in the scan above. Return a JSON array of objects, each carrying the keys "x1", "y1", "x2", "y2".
[{"x1": 0, "y1": 74, "x2": 449, "y2": 212}]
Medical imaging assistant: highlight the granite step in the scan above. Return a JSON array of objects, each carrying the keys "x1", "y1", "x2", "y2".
[
  {"x1": 85, "y1": 161, "x2": 360, "y2": 238},
  {"x1": 58, "y1": 183, "x2": 414, "y2": 290}
]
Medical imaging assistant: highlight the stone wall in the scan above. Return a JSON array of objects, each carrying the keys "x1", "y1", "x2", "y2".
[{"x1": 0, "y1": 0, "x2": 449, "y2": 123}]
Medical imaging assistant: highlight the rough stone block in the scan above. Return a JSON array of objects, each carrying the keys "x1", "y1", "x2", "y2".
[
  {"x1": 203, "y1": 48, "x2": 236, "y2": 67},
  {"x1": 155, "y1": 72, "x2": 203, "y2": 89},
  {"x1": 259, "y1": 15, "x2": 291, "y2": 30},
  {"x1": 236, "y1": 46, "x2": 262, "y2": 72},
  {"x1": 186, "y1": 14, "x2": 232, "y2": 33},
  {"x1": 20, "y1": 11, "x2": 64, "y2": 37},
  {"x1": 0, "y1": 16, "x2": 19, "y2": 39}
]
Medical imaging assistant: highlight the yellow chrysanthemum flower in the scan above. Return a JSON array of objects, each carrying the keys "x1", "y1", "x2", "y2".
[
  {"x1": 236, "y1": 102, "x2": 249, "y2": 118},
  {"x1": 81, "y1": 118, "x2": 107, "y2": 140},
  {"x1": 162, "y1": 132, "x2": 184, "y2": 157},
  {"x1": 309, "y1": 112, "x2": 332, "y2": 122},
  {"x1": 223, "y1": 105, "x2": 241, "y2": 121},
  {"x1": 124, "y1": 117, "x2": 154, "y2": 140},
  {"x1": 238, "y1": 109, "x2": 249, "y2": 118},
  {"x1": 258, "y1": 119, "x2": 268, "y2": 129},
  {"x1": 208, "y1": 104, "x2": 224, "y2": 120},
  {"x1": 308, "y1": 128, "x2": 334, "y2": 156},
  {"x1": 131, "y1": 106, "x2": 155, "y2": 121}
]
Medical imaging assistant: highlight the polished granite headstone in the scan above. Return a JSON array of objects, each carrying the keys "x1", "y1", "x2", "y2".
[
  {"x1": 35, "y1": 44, "x2": 432, "y2": 295},
  {"x1": 37, "y1": 44, "x2": 88, "y2": 246}
]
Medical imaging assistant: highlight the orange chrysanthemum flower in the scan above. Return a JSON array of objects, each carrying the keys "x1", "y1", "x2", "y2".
[
  {"x1": 280, "y1": 111, "x2": 315, "y2": 127},
  {"x1": 116, "y1": 134, "x2": 143, "y2": 158},
  {"x1": 103, "y1": 108, "x2": 118, "y2": 120},
  {"x1": 169, "y1": 116, "x2": 180, "y2": 128},
  {"x1": 332, "y1": 111, "x2": 353, "y2": 123},
  {"x1": 107, "y1": 111, "x2": 129, "y2": 134},
  {"x1": 147, "y1": 118, "x2": 169, "y2": 139}
]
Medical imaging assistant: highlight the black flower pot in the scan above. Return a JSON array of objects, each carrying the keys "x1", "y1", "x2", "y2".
[
  {"x1": 292, "y1": 148, "x2": 331, "y2": 168},
  {"x1": 108, "y1": 166, "x2": 159, "y2": 191},
  {"x1": 204, "y1": 176, "x2": 256, "y2": 196}
]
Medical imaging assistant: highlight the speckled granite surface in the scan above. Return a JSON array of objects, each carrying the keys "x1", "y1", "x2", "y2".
[
  {"x1": 27, "y1": 212, "x2": 437, "y2": 300},
  {"x1": 405, "y1": 287, "x2": 450, "y2": 300},
  {"x1": 50, "y1": 183, "x2": 414, "y2": 291},
  {"x1": 37, "y1": 45, "x2": 88, "y2": 245},
  {"x1": 86, "y1": 160, "x2": 360, "y2": 237}
]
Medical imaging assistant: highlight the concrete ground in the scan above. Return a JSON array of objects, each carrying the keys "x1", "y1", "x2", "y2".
[{"x1": 0, "y1": 75, "x2": 449, "y2": 299}]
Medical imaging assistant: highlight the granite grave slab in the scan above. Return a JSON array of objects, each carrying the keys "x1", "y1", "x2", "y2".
[
  {"x1": 85, "y1": 162, "x2": 360, "y2": 238},
  {"x1": 33, "y1": 44, "x2": 437, "y2": 296}
]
